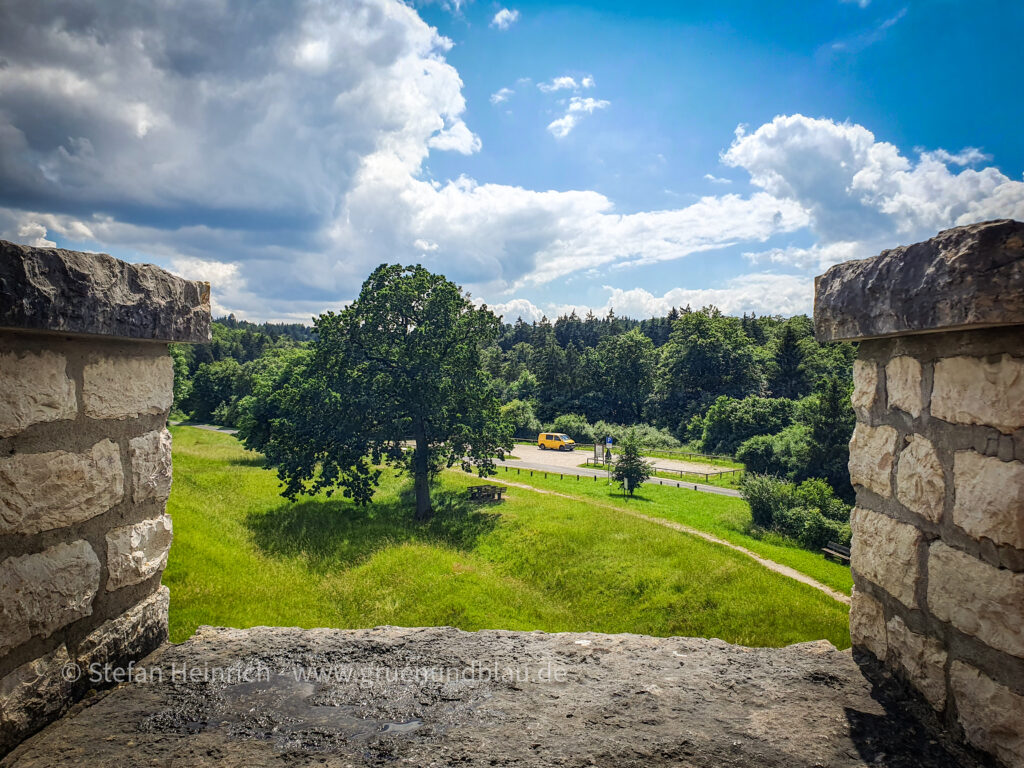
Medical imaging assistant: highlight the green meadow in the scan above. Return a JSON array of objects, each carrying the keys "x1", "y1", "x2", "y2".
[{"x1": 164, "y1": 426, "x2": 849, "y2": 648}]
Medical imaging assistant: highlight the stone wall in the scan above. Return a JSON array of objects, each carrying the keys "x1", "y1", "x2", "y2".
[
  {"x1": 816, "y1": 220, "x2": 1024, "y2": 768},
  {"x1": 0, "y1": 241, "x2": 209, "y2": 754}
]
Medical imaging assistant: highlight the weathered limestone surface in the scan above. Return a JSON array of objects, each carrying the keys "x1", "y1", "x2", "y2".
[
  {"x1": 0, "y1": 542, "x2": 100, "y2": 655},
  {"x1": 848, "y1": 423, "x2": 898, "y2": 497},
  {"x1": 76, "y1": 587, "x2": 169, "y2": 673},
  {"x1": 82, "y1": 355, "x2": 173, "y2": 419},
  {"x1": 129, "y1": 429, "x2": 172, "y2": 504},
  {"x1": 927, "y1": 542, "x2": 1024, "y2": 659},
  {"x1": 0, "y1": 440, "x2": 124, "y2": 535},
  {"x1": 0, "y1": 240, "x2": 210, "y2": 343},
  {"x1": 0, "y1": 626, "x2": 989, "y2": 768},
  {"x1": 895, "y1": 434, "x2": 944, "y2": 523},
  {"x1": 950, "y1": 661, "x2": 1024, "y2": 768},
  {"x1": 0, "y1": 646, "x2": 72, "y2": 756},
  {"x1": 851, "y1": 359, "x2": 878, "y2": 418},
  {"x1": 885, "y1": 355, "x2": 923, "y2": 417},
  {"x1": 0, "y1": 350, "x2": 76, "y2": 437},
  {"x1": 885, "y1": 615, "x2": 947, "y2": 711},
  {"x1": 105, "y1": 514, "x2": 173, "y2": 591},
  {"x1": 849, "y1": 589, "x2": 887, "y2": 660},
  {"x1": 952, "y1": 451, "x2": 1024, "y2": 549},
  {"x1": 931, "y1": 354, "x2": 1024, "y2": 434},
  {"x1": 851, "y1": 507, "x2": 922, "y2": 608},
  {"x1": 814, "y1": 219, "x2": 1024, "y2": 342}
]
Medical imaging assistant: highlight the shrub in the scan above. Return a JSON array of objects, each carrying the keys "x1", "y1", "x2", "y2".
[
  {"x1": 501, "y1": 399, "x2": 542, "y2": 439},
  {"x1": 551, "y1": 413, "x2": 597, "y2": 443},
  {"x1": 592, "y1": 420, "x2": 680, "y2": 449},
  {"x1": 700, "y1": 395, "x2": 795, "y2": 455},
  {"x1": 740, "y1": 473, "x2": 794, "y2": 530}
]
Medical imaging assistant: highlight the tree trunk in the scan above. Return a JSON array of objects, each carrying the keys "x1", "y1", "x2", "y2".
[{"x1": 413, "y1": 422, "x2": 432, "y2": 521}]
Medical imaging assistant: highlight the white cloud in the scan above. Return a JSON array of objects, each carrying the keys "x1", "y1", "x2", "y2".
[
  {"x1": 490, "y1": 87, "x2": 514, "y2": 105},
  {"x1": 490, "y1": 8, "x2": 520, "y2": 30},
  {"x1": 581, "y1": 75, "x2": 595, "y2": 89},
  {"x1": 841, "y1": 0, "x2": 871, "y2": 8},
  {"x1": 722, "y1": 114, "x2": 1024, "y2": 267},
  {"x1": 1, "y1": 6, "x2": 1020, "y2": 324},
  {"x1": 487, "y1": 297, "x2": 545, "y2": 322},
  {"x1": 595, "y1": 274, "x2": 815, "y2": 317},
  {"x1": 704, "y1": 174, "x2": 732, "y2": 185},
  {"x1": 538, "y1": 76, "x2": 580, "y2": 93},
  {"x1": 547, "y1": 96, "x2": 610, "y2": 138}
]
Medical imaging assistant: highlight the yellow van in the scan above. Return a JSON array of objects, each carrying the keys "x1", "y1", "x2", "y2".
[{"x1": 538, "y1": 433, "x2": 576, "y2": 451}]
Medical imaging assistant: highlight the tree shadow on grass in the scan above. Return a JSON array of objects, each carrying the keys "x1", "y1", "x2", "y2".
[
  {"x1": 244, "y1": 488, "x2": 501, "y2": 574},
  {"x1": 608, "y1": 492, "x2": 655, "y2": 504}
]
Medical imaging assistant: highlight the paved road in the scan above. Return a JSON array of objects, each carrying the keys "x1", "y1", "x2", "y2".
[{"x1": 495, "y1": 456, "x2": 742, "y2": 498}]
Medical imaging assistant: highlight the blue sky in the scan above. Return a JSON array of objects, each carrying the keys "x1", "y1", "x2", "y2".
[{"x1": 0, "y1": 0, "x2": 1021, "y2": 321}]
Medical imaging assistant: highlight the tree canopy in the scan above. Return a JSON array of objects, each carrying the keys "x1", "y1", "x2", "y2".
[{"x1": 241, "y1": 264, "x2": 511, "y2": 520}]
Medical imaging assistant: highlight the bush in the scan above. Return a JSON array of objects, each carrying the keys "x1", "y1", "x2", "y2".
[
  {"x1": 735, "y1": 423, "x2": 812, "y2": 480},
  {"x1": 741, "y1": 474, "x2": 851, "y2": 553},
  {"x1": 551, "y1": 413, "x2": 597, "y2": 443},
  {"x1": 740, "y1": 473, "x2": 794, "y2": 530},
  {"x1": 501, "y1": 399, "x2": 542, "y2": 439},
  {"x1": 592, "y1": 420, "x2": 680, "y2": 449},
  {"x1": 700, "y1": 395, "x2": 795, "y2": 455}
]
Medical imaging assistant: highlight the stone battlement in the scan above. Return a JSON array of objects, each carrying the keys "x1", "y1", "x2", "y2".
[
  {"x1": 0, "y1": 241, "x2": 209, "y2": 753},
  {"x1": 816, "y1": 219, "x2": 1024, "y2": 768}
]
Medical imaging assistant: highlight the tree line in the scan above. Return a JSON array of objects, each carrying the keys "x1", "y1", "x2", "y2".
[{"x1": 171, "y1": 272, "x2": 857, "y2": 505}]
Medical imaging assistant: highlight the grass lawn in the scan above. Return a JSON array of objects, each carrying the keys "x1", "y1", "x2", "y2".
[
  {"x1": 164, "y1": 426, "x2": 849, "y2": 648},
  {"x1": 577, "y1": 462, "x2": 742, "y2": 489},
  {"x1": 492, "y1": 465, "x2": 853, "y2": 597}
]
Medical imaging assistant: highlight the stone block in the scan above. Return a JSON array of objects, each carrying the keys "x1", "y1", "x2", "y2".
[
  {"x1": 106, "y1": 514, "x2": 173, "y2": 591},
  {"x1": 932, "y1": 354, "x2": 1024, "y2": 435},
  {"x1": 82, "y1": 354, "x2": 173, "y2": 420},
  {"x1": 927, "y1": 541, "x2": 1024, "y2": 659},
  {"x1": 849, "y1": 589, "x2": 887, "y2": 659},
  {"x1": 0, "y1": 240, "x2": 210, "y2": 343},
  {"x1": 0, "y1": 644, "x2": 73, "y2": 755},
  {"x1": 850, "y1": 507, "x2": 923, "y2": 608},
  {"x1": 0, "y1": 349, "x2": 77, "y2": 437},
  {"x1": 895, "y1": 434, "x2": 945, "y2": 523},
  {"x1": 76, "y1": 586, "x2": 169, "y2": 672},
  {"x1": 848, "y1": 423, "x2": 898, "y2": 498},
  {"x1": 885, "y1": 356, "x2": 923, "y2": 418},
  {"x1": 851, "y1": 359, "x2": 878, "y2": 418},
  {"x1": 952, "y1": 451, "x2": 1024, "y2": 550},
  {"x1": 950, "y1": 661, "x2": 1024, "y2": 768},
  {"x1": 885, "y1": 614, "x2": 947, "y2": 710},
  {"x1": 815, "y1": 219, "x2": 1024, "y2": 342},
  {"x1": 0, "y1": 440, "x2": 124, "y2": 535},
  {"x1": 129, "y1": 428, "x2": 173, "y2": 504},
  {"x1": 0, "y1": 541, "x2": 101, "y2": 655}
]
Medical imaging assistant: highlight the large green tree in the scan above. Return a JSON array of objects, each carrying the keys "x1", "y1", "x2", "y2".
[{"x1": 244, "y1": 265, "x2": 511, "y2": 521}]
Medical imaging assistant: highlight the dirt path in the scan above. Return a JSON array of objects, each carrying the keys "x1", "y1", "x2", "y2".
[{"x1": 488, "y1": 476, "x2": 850, "y2": 606}]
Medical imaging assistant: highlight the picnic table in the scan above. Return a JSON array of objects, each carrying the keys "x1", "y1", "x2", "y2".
[{"x1": 468, "y1": 485, "x2": 504, "y2": 501}]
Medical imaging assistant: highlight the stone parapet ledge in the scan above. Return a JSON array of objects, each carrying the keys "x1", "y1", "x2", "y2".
[
  {"x1": 0, "y1": 240, "x2": 210, "y2": 343},
  {"x1": 0, "y1": 242, "x2": 209, "y2": 755},
  {"x1": 814, "y1": 219, "x2": 1024, "y2": 342},
  {"x1": 814, "y1": 221, "x2": 1024, "y2": 768}
]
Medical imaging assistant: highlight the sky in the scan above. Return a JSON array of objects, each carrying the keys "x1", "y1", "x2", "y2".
[{"x1": 0, "y1": 0, "x2": 1022, "y2": 323}]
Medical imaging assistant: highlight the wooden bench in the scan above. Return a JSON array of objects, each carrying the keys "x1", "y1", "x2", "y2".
[
  {"x1": 468, "y1": 485, "x2": 504, "y2": 501},
  {"x1": 822, "y1": 541, "x2": 851, "y2": 564}
]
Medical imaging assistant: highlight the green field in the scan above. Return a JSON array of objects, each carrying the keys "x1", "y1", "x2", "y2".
[
  {"x1": 492, "y1": 465, "x2": 853, "y2": 596},
  {"x1": 164, "y1": 426, "x2": 850, "y2": 648}
]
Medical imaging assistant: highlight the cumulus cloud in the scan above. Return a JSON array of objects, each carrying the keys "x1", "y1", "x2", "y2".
[
  {"x1": 721, "y1": 114, "x2": 1024, "y2": 270},
  {"x1": 487, "y1": 297, "x2": 546, "y2": 323},
  {"x1": 704, "y1": 174, "x2": 732, "y2": 185},
  {"x1": 490, "y1": 8, "x2": 519, "y2": 30},
  {"x1": 0, "y1": 5, "x2": 1020, "y2": 323},
  {"x1": 490, "y1": 87, "x2": 514, "y2": 105},
  {"x1": 595, "y1": 274, "x2": 814, "y2": 317},
  {"x1": 538, "y1": 76, "x2": 580, "y2": 93},
  {"x1": 547, "y1": 96, "x2": 610, "y2": 138}
]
